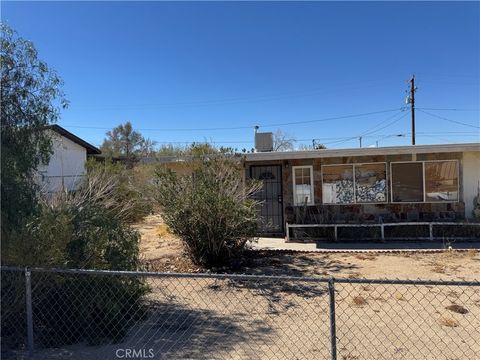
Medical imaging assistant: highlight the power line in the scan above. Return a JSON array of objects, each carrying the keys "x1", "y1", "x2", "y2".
[
  {"x1": 360, "y1": 111, "x2": 408, "y2": 137},
  {"x1": 322, "y1": 111, "x2": 409, "y2": 148},
  {"x1": 137, "y1": 132, "x2": 480, "y2": 145},
  {"x1": 417, "y1": 107, "x2": 479, "y2": 112},
  {"x1": 417, "y1": 109, "x2": 480, "y2": 129},
  {"x1": 60, "y1": 108, "x2": 402, "y2": 132}
]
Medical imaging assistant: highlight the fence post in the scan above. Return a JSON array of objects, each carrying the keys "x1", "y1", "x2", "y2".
[
  {"x1": 25, "y1": 267, "x2": 34, "y2": 360},
  {"x1": 328, "y1": 277, "x2": 337, "y2": 360}
]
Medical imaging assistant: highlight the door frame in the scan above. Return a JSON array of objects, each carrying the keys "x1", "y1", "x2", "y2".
[{"x1": 249, "y1": 164, "x2": 284, "y2": 235}]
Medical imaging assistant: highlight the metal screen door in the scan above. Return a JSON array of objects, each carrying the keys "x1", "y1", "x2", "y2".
[{"x1": 250, "y1": 165, "x2": 284, "y2": 234}]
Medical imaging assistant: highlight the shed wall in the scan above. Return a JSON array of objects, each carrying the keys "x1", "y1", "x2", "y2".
[{"x1": 36, "y1": 131, "x2": 87, "y2": 192}]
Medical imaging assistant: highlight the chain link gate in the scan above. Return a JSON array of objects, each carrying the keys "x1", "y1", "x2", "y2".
[{"x1": 1, "y1": 267, "x2": 479, "y2": 359}]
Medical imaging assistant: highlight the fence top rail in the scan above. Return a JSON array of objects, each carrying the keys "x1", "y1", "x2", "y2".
[
  {"x1": 287, "y1": 222, "x2": 480, "y2": 228},
  {"x1": 2, "y1": 266, "x2": 479, "y2": 286}
]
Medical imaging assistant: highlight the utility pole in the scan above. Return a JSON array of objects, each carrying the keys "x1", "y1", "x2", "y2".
[
  {"x1": 409, "y1": 75, "x2": 416, "y2": 145},
  {"x1": 359, "y1": 136, "x2": 362, "y2": 148}
]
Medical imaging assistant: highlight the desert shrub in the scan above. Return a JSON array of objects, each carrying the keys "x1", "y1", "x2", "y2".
[
  {"x1": 1, "y1": 172, "x2": 149, "y2": 348},
  {"x1": 154, "y1": 157, "x2": 261, "y2": 267},
  {"x1": 85, "y1": 158, "x2": 153, "y2": 223},
  {"x1": 33, "y1": 272, "x2": 147, "y2": 346}
]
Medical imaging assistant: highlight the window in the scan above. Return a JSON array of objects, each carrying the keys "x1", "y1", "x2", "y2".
[
  {"x1": 322, "y1": 163, "x2": 387, "y2": 204},
  {"x1": 391, "y1": 160, "x2": 459, "y2": 203},
  {"x1": 425, "y1": 161, "x2": 459, "y2": 202},
  {"x1": 322, "y1": 165, "x2": 354, "y2": 204},
  {"x1": 355, "y1": 163, "x2": 387, "y2": 203},
  {"x1": 391, "y1": 162, "x2": 424, "y2": 202},
  {"x1": 293, "y1": 166, "x2": 314, "y2": 205}
]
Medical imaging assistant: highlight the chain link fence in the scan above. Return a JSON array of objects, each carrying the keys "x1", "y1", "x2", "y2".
[{"x1": 1, "y1": 267, "x2": 479, "y2": 359}]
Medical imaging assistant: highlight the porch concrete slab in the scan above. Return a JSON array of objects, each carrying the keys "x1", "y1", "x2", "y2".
[{"x1": 250, "y1": 237, "x2": 480, "y2": 252}]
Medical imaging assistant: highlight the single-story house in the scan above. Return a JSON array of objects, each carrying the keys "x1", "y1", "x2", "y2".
[
  {"x1": 244, "y1": 143, "x2": 480, "y2": 239},
  {"x1": 36, "y1": 125, "x2": 101, "y2": 193}
]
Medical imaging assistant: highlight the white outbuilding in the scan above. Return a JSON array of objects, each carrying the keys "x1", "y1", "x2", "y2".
[{"x1": 36, "y1": 125, "x2": 101, "y2": 193}]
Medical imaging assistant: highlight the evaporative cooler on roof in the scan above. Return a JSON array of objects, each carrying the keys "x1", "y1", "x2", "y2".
[{"x1": 255, "y1": 132, "x2": 273, "y2": 152}]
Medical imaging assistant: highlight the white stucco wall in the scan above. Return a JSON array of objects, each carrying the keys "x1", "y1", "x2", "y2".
[
  {"x1": 462, "y1": 151, "x2": 480, "y2": 219},
  {"x1": 36, "y1": 131, "x2": 87, "y2": 193}
]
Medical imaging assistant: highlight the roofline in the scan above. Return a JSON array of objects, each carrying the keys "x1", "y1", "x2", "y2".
[
  {"x1": 49, "y1": 125, "x2": 101, "y2": 155},
  {"x1": 245, "y1": 143, "x2": 480, "y2": 161}
]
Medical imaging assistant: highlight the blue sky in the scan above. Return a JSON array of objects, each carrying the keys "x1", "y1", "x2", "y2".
[{"x1": 2, "y1": 1, "x2": 479, "y2": 149}]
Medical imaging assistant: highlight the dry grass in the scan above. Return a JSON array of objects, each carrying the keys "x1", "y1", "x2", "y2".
[
  {"x1": 342, "y1": 355, "x2": 359, "y2": 360},
  {"x1": 438, "y1": 316, "x2": 460, "y2": 328},
  {"x1": 352, "y1": 295, "x2": 367, "y2": 306},
  {"x1": 355, "y1": 253, "x2": 377, "y2": 261},
  {"x1": 447, "y1": 290, "x2": 460, "y2": 299},
  {"x1": 445, "y1": 304, "x2": 469, "y2": 314},
  {"x1": 432, "y1": 263, "x2": 447, "y2": 274},
  {"x1": 155, "y1": 224, "x2": 171, "y2": 237},
  {"x1": 466, "y1": 249, "x2": 477, "y2": 258}
]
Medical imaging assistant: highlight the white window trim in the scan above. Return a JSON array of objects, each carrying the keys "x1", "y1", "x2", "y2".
[
  {"x1": 321, "y1": 162, "x2": 388, "y2": 205},
  {"x1": 292, "y1": 165, "x2": 315, "y2": 206},
  {"x1": 390, "y1": 160, "x2": 460, "y2": 204}
]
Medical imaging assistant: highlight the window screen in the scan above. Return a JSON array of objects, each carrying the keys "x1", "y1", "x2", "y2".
[
  {"x1": 293, "y1": 166, "x2": 313, "y2": 205},
  {"x1": 391, "y1": 162, "x2": 424, "y2": 202},
  {"x1": 425, "y1": 161, "x2": 459, "y2": 202},
  {"x1": 322, "y1": 165, "x2": 354, "y2": 204},
  {"x1": 355, "y1": 163, "x2": 387, "y2": 203}
]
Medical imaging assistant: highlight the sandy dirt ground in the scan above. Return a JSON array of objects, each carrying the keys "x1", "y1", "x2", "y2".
[
  {"x1": 134, "y1": 215, "x2": 480, "y2": 281},
  {"x1": 30, "y1": 273, "x2": 480, "y2": 360},
  {"x1": 20, "y1": 215, "x2": 480, "y2": 360}
]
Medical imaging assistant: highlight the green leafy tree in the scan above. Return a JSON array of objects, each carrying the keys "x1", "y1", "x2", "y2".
[
  {"x1": 188, "y1": 141, "x2": 218, "y2": 156},
  {"x1": 100, "y1": 121, "x2": 156, "y2": 160},
  {"x1": 0, "y1": 24, "x2": 148, "y2": 348},
  {"x1": 0, "y1": 23, "x2": 68, "y2": 239}
]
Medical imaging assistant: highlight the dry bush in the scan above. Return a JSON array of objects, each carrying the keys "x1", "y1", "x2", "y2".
[
  {"x1": 83, "y1": 159, "x2": 154, "y2": 223},
  {"x1": 352, "y1": 295, "x2": 367, "y2": 306},
  {"x1": 445, "y1": 304, "x2": 469, "y2": 314},
  {"x1": 355, "y1": 253, "x2": 377, "y2": 261},
  {"x1": 3, "y1": 169, "x2": 148, "y2": 347},
  {"x1": 44, "y1": 163, "x2": 136, "y2": 221},
  {"x1": 438, "y1": 316, "x2": 459, "y2": 328}
]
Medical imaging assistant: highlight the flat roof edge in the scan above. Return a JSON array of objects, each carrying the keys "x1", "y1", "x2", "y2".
[{"x1": 245, "y1": 143, "x2": 480, "y2": 161}]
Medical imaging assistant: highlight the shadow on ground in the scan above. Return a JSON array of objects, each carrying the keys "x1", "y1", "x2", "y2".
[
  {"x1": 11, "y1": 300, "x2": 271, "y2": 360},
  {"x1": 314, "y1": 240, "x2": 480, "y2": 250},
  {"x1": 202, "y1": 251, "x2": 359, "y2": 313},
  {"x1": 239, "y1": 250, "x2": 358, "y2": 277}
]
